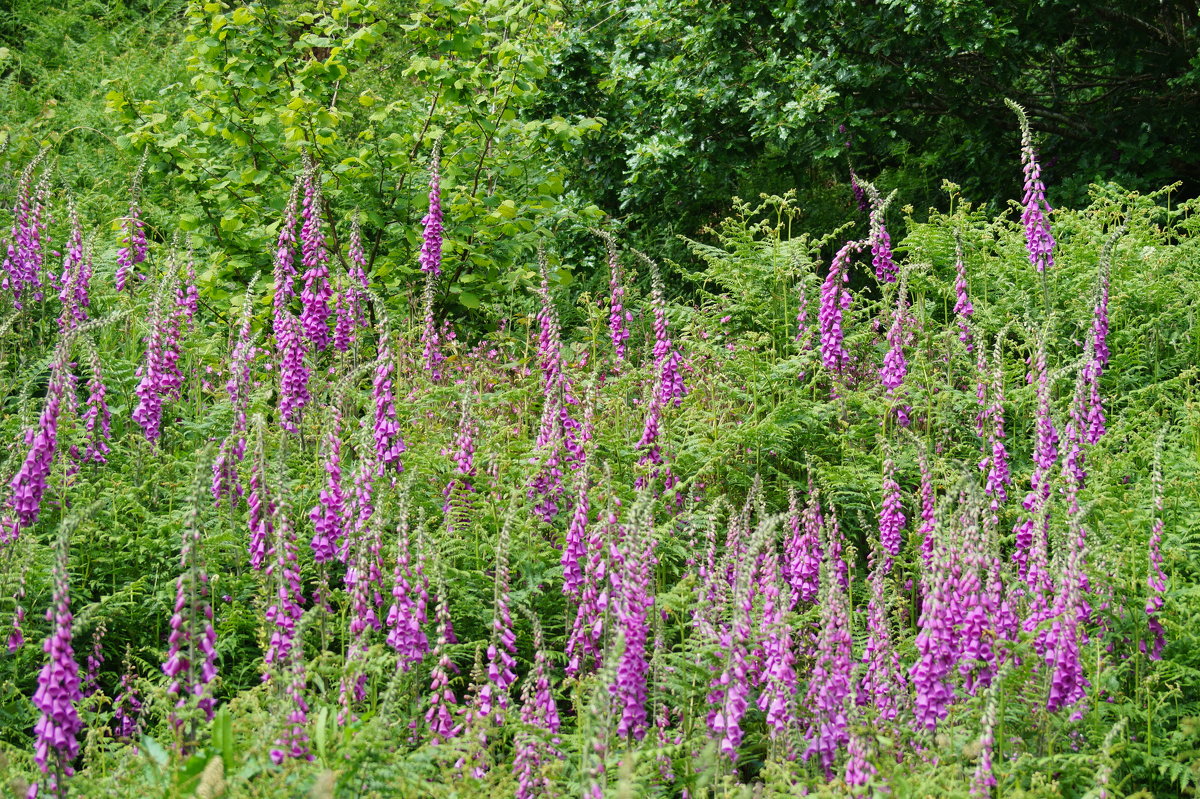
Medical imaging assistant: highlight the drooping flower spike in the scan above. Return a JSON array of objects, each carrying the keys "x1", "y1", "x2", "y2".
[{"x1": 1006, "y1": 99, "x2": 1055, "y2": 274}]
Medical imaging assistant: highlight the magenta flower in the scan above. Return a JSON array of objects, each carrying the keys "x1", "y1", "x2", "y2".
[
  {"x1": 756, "y1": 543, "x2": 797, "y2": 741},
  {"x1": 115, "y1": 172, "x2": 148, "y2": 293},
  {"x1": 802, "y1": 527, "x2": 853, "y2": 778},
  {"x1": 598, "y1": 231, "x2": 631, "y2": 363},
  {"x1": 478, "y1": 526, "x2": 517, "y2": 721},
  {"x1": 419, "y1": 149, "x2": 444, "y2": 276},
  {"x1": 819, "y1": 239, "x2": 865, "y2": 373},
  {"x1": 5, "y1": 350, "x2": 69, "y2": 539},
  {"x1": 879, "y1": 456, "x2": 904, "y2": 561},
  {"x1": 299, "y1": 167, "x2": 333, "y2": 351},
  {"x1": 263, "y1": 500, "x2": 305, "y2": 679},
  {"x1": 163, "y1": 484, "x2": 218, "y2": 735},
  {"x1": 276, "y1": 309, "x2": 310, "y2": 434},
  {"x1": 56, "y1": 200, "x2": 88, "y2": 332},
  {"x1": 79, "y1": 342, "x2": 112, "y2": 465},
  {"x1": 953, "y1": 236, "x2": 974, "y2": 350},
  {"x1": 860, "y1": 542, "x2": 907, "y2": 722},
  {"x1": 513, "y1": 619, "x2": 561, "y2": 799},
  {"x1": 783, "y1": 483, "x2": 822, "y2": 606},
  {"x1": 246, "y1": 424, "x2": 275, "y2": 571},
  {"x1": 1007, "y1": 100, "x2": 1055, "y2": 273},
  {"x1": 309, "y1": 410, "x2": 346, "y2": 563},
  {"x1": 373, "y1": 329, "x2": 406, "y2": 474},
  {"x1": 880, "y1": 289, "x2": 907, "y2": 396},
  {"x1": 609, "y1": 500, "x2": 656, "y2": 742},
  {"x1": 426, "y1": 573, "x2": 460, "y2": 742},
  {"x1": 1013, "y1": 335, "x2": 1057, "y2": 590},
  {"x1": 133, "y1": 265, "x2": 193, "y2": 442},
  {"x1": 385, "y1": 505, "x2": 429, "y2": 670},
  {"x1": 112, "y1": 647, "x2": 144, "y2": 741},
  {"x1": 2, "y1": 152, "x2": 51, "y2": 308},
  {"x1": 1145, "y1": 441, "x2": 1167, "y2": 660},
  {"x1": 31, "y1": 530, "x2": 82, "y2": 797},
  {"x1": 567, "y1": 504, "x2": 614, "y2": 676}
]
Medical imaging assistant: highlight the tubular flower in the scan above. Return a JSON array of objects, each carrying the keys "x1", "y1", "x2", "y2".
[
  {"x1": 1007, "y1": 100, "x2": 1055, "y2": 273},
  {"x1": 860, "y1": 542, "x2": 907, "y2": 723},
  {"x1": 796, "y1": 284, "x2": 814, "y2": 352},
  {"x1": 31, "y1": 530, "x2": 82, "y2": 798},
  {"x1": 784, "y1": 483, "x2": 823, "y2": 607},
  {"x1": 819, "y1": 239, "x2": 865, "y2": 374},
  {"x1": 1145, "y1": 439, "x2": 1167, "y2": 660},
  {"x1": 609, "y1": 500, "x2": 656, "y2": 741},
  {"x1": 276, "y1": 309, "x2": 310, "y2": 433},
  {"x1": 910, "y1": 526, "x2": 956, "y2": 733},
  {"x1": 112, "y1": 647, "x2": 144, "y2": 741},
  {"x1": 115, "y1": 166, "x2": 148, "y2": 292},
  {"x1": 1085, "y1": 224, "x2": 1123, "y2": 445},
  {"x1": 419, "y1": 149, "x2": 444, "y2": 276},
  {"x1": 373, "y1": 328, "x2": 405, "y2": 474},
  {"x1": 309, "y1": 409, "x2": 346, "y2": 564},
  {"x1": 757, "y1": 543, "x2": 798, "y2": 741},
  {"x1": 513, "y1": 619, "x2": 561, "y2": 799},
  {"x1": 386, "y1": 501, "x2": 429, "y2": 670},
  {"x1": 444, "y1": 401, "x2": 478, "y2": 531},
  {"x1": 2, "y1": 152, "x2": 51, "y2": 308},
  {"x1": 971, "y1": 678, "x2": 1001, "y2": 796},
  {"x1": 561, "y1": 409, "x2": 592, "y2": 599},
  {"x1": 213, "y1": 283, "x2": 257, "y2": 505},
  {"x1": 163, "y1": 479, "x2": 218, "y2": 734},
  {"x1": 246, "y1": 424, "x2": 275, "y2": 571},
  {"x1": 870, "y1": 208, "x2": 897, "y2": 283},
  {"x1": 80, "y1": 341, "x2": 112, "y2": 465},
  {"x1": 57, "y1": 200, "x2": 87, "y2": 332},
  {"x1": 648, "y1": 263, "x2": 687, "y2": 407},
  {"x1": 880, "y1": 289, "x2": 908, "y2": 395},
  {"x1": 263, "y1": 500, "x2": 305, "y2": 678},
  {"x1": 1014, "y1": 335, "x2": 1057, "y2": 590},
  {"x1": 567, "y1": 502, "x2": 614, "y2": 676},
  {"x1": 598, "y1": 230, "x2": 631, "y2": 363},
  {"x1": 426, "y1": 572, "x2": 460, "y2": 742},
  {"x1": 5, "y1": 349, "x2": 69, "y2": 540},
  {"x1": 479, "y1": 524, "x2": 517, "y2": 721},
  {"x1": 132, "y1": 265, "x2": 192, "y2": 442},
  {"x1": 419, "y1": 272, "x2": 444, "y2": 381},
  {"x1": 802, "y1": 533, "x2": 853, "y2": 778},
  {"x1": 272, "y1": 182, "x2": 301, "y2": 327},
  {"x1": 299, "y1": 167, "x2": 333, "y2": 351},
  {"x1": 978, "y1": 347, "x2": 1011, "y2": 526},
  {"x1": 953, "y1": 235, "x2": 974, "y2": 350},
  {"x1": 879, "y1": 456, "x2": 904, "y2": 562},
  {"x1": 82, "y1": 623, "x2": 105, "y2": 698},
  {"x1": 917, "y1": 447, "x2": 936, "y2": 569},
  {"x1": 270, "y1": 642, "x2": 314, "y2": 764}
]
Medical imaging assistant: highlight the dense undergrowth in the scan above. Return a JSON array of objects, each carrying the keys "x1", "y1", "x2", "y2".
[{"x1": 0, "y1": 2, "x2": 1199, "y2": 799}]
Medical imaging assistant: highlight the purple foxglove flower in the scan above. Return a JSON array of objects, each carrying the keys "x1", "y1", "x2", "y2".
[
  {"x1": 819, "y1": 239, "x2": 865, "y2": 373},
  {"x1": 263, "y1": 500, "x2": 305, "y2": 679},
  {"x1": 115, "y1": 172, "x2": 148, "y2": 293},
  {"x1": 870, "y1": 210, "x2": 897, "y2": 283},
  {"x1": 567, "y1": 504, "x2": 614, "y2": 676},
  {"x1": 386, "y1": 500, "x2": 428, "y2": 670},
  {"x1": 783, "y1": 483, "x2": 823, "y2": 606},
  {"x1": 910, "y1": 529, "x2": 956, "y2": 732},
  {"x1": 1013, "y1": 335, "x2": 1057, "y2": 590},
  {"x1": 802, "y1": 526, "x2": 853, "y2": 778},
  {"x1": 756, "y1": 543, "x2": 797, "y2": 741},
  {"x1": 561, "y1": 464, "x2": 591, "y2": 599},
  {"x1": 132, "y1": 266, "x2": 190, "y2": 442},
  {"x1": 299, "y1": 168, "x2": 333, "y2": 350},
  {"x1": 880, "y1": 289, "x2": 907, "y2": 395},
  {"x1": 849, "y1": 167, "x2": 869, "y2": 212},
  {"x1": 1007, "y1": 100, "x2": 1055, "y2": 273},
  {"x1": 276, "y1": 309, "x2": 310, "y2": 433},
  {"x1": 79, "y1": 341, "x2": 112, "y2": 465},
  {"x1": 425, "y1": 572, "x2": 460, "y2": 742},
  {"x1": 373, "y1": 330, "x2": 405, "y2": 474},
  {"x1": 31, "y1": 529, "x2": 82, "y2": 796},
  {"x1": 270, "y1": 642, "x2": 314, "y2": 764},
  {"x1": 1145, "y1": 439, "x2": 1166, "y2": 660},
  {"x1": 977, "y1": 346, "x2": 1011, "y2": 526},
  {"x1": 112, "y1": 646, "x2": 144, "y2": 741},
  {"x1": 596, "y1": 230, "x2": 631, "y2": 363},
  {"x1": 953, "y1": 235, "x2": 974, "y2": 350},
  {"x1": 273, "y1": 182, "x2": 300, "y2": 325},
  {"x1": 609, "y1": 498, "x2": 656, "y2": 742},
  {"x1": 82, "y1": 622, "x2": 105, "y2": 698},
  {"x1": 309, "y1": 410, "x2": 346, "y2": 563},
  {"x1": 6, "y1": 350, "x2": 68, "y2": 537},
  {"x1": 513, "y1": 618, "x2": 561, "y2": 799},
  {"x1": 860, "y1": 543, "x2": 906, "y2": 722},
  {"x1": 478, "y1": 524, "x2": 517, "y2": 721},
  {"x1": 878, "y1": 456, "x2": 904, "y2": 561},
  {"x1": 917, "y1": 447, "x2": 936, "y2": 569},
  {"x1": 2, "y1": 152, "x2": 51, "y2": 308},
  {"x1": 56, "y1": 200, "x2": 87, "y2": 332},
  {"x1": 971, "y1": 679, "x2": 1001, "y2": 796},
  {"x1": 844, "y1": 721, "x2": 879, "y2": 789},
  {"x1": 163, "y1": 476, "x2": 218, "y2": 736},
  {"x1": 419, "y1": 273, "x2": 445, "y2": 381},
  {"x1": 246, "y1": 424, "x2": 275, "y2": 571},
  {"x1": 419, "y1": 149, "x2": 444, "y2": 276}
]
